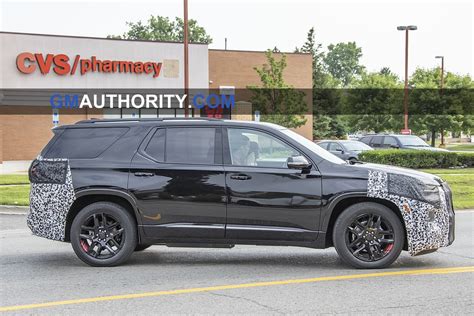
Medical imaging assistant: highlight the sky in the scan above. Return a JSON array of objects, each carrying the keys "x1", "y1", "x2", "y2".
[{"x1": 1, "y1": 0, "x2": 472, "y2": 78}]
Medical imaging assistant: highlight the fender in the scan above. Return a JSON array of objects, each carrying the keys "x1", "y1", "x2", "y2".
[
  {"x1": 320, "y1": 191, "x2": 369, "y2": 232},
  {"x1": 74, "y1": 188, "x2": 143, "y2": 225}
]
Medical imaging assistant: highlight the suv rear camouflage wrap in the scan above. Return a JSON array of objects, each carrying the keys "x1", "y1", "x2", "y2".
[
  {"x1": 27, "y1": 157, "x2": 76, "y2": 241},
  {"x1": 367, "y1": 170, "x2": 453, "y2": 255}
]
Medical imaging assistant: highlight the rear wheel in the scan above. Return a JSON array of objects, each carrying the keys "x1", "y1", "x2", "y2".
[
  {"x1": 333, "y1": 202, "x2": 404, "y2": 269},
  {"x1": 71, "y1": 202, "x2": 137, "y2": 267}
]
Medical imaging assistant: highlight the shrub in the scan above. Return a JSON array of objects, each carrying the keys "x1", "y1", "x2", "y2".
[
  {"x1": 456, "y1": 152, "x2": 474, "y2": 167},
  {"x1": 358, "y1": 150, "x2": 469, "y2": 169}
]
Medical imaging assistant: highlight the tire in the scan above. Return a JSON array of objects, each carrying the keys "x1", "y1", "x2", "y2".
[
  {"x1": 333, "y1": 202, "x2": 404, "y2": 269},
  {"x1": 135, "y1": 244, "x2": 151, "y2": 252},
  {"x1": 70, "y1": 202, "x2": 137, "y2": 267}
]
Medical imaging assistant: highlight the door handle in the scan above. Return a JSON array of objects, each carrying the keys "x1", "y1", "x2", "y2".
[
  {"x1": 230, "y1": 174, "x2": 251, "y2": 180},
  {"x1": 134, "y1": 172, "x2": 155, "y2": 177}
]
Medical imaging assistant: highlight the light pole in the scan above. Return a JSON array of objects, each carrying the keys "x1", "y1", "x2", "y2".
[
  {"x1": 435, "y1": 56, "x2": 444, "y2": 90},
  {"x1": 435, "y1": 55, "x2": 445, "y2": 147},
  {"x1": 397, "y1": 25, "x2": 417, "y2": 134},
  {"x1": 184, "y1": 0, "x2": 189, "y2": 117}
]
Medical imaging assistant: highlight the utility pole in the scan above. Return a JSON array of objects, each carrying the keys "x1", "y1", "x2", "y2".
[
  {"x1": 397, "y1": 25, "x2": 417, "y2": 134},
  {"x1": 436, "y1": 55, "x2": 445, "y2": 146},
  {"x1": 184, "y1": 0, "x2": 189, "y2": 117}
]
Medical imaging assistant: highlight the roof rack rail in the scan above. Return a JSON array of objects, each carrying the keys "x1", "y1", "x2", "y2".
[{"x1": 75, "y1": 117, "x2": 223, "y2": 124}]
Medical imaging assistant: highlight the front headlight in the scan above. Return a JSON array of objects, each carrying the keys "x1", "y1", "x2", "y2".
[
  {"x1": 420, "y1": 182, "x2": 442, "y2": 207},
  {"x1": 388, "y1": 173, "x2": 442, "y2": 207}
]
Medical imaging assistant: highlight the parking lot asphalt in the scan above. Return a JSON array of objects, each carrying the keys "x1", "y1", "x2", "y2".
[{"x1": 0, "y1": 211, "x2": 473, "y2": 315}]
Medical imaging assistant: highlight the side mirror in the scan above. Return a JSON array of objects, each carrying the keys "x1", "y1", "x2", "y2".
[
  {"x1": 390, "y1": 144, "x2": 400, "y2": 149},
  {"x1": 287, "y1": 156, "x2": 311, "y2": 170}
]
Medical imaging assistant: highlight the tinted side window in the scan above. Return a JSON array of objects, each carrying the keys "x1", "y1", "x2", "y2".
[
  {"x1": 318, "y1": 143, "x2": 328, "y2": 150},
  {"x1": 371, "y1": 136, "x2": 383, "y2": 147},
  {"x1": 227, "y1": 128, "x2": 299, "y2": 168},
  {"x1": 165, "y1": 128, "x2": 216, "y2": 164},
  {"x1": 328, "y1": 143, "x2": 343, "y2": 152},
  {"x1": 145, "y1": 129, "x2": 165, "y2": 162},
  {"x1": 383, "y1": 136, "x2": 398, "y2": 147},
  {"x1": 360, "y1": 136, "x2": 372, "y2": 145},
  {"x1": 45, "y1": 127, "x2": 128, "y2": 159}
]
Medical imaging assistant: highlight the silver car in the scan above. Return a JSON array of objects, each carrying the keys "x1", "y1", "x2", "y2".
[{"x1": 317, "y1": 140, "x2": 373, "y2": 162}]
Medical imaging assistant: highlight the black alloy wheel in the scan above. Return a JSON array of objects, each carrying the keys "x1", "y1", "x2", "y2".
[
  {"x1": 79, "y1": 213, "x2": 124, "y2": 259},
  {"x1": 345, "y1": 213, "x2": 395, "y2": 262},
  {"x1": 71, "y1": 202, "x2": 137, "y2": 267},
  {"x1": 333, "y1": 202, "x2": 404, "y2": 269}
]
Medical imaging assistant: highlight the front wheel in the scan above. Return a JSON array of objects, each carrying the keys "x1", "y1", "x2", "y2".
[
  {"x1": 333, "y1": 202, "x2": 404, "y2": 269},
  {"x1": 70, "y1": 202, "x2": 137, "y2": 267}
]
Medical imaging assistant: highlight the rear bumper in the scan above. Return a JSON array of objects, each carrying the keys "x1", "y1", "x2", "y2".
[{"x1": 27, "y1": 157, "x2": 75, "y2": 241}]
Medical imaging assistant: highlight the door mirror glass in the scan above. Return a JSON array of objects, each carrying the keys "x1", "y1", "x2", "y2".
[{"x1": 287, "y1": 156, "x2": 311, "y2": 169}]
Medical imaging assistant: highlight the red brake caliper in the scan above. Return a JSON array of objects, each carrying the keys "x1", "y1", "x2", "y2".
[
  {"x1": 384, "y1": 243, "x2": 394, "y2": 254},
  {"x1": 80, "y1": 240, "x2": 89, "y2": 252}
]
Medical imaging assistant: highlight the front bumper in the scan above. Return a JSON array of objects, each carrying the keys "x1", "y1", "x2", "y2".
[{"x1": 368, "y1": 170, "x2": 454, "y2": 255}]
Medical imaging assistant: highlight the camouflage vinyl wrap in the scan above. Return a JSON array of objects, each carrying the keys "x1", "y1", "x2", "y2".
[
  {"x1": 27, "y1": 157, "x2": 76, "y2": 241},
  {"x1": 367, "y1": 170, "x2": 451, "y2": 255}
]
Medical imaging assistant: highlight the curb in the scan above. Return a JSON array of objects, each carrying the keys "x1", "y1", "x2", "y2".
[{"x1": 0, "y1": 205, "x2": 29, "y2": 215}]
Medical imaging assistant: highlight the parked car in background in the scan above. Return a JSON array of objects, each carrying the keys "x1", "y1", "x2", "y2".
[
  {"x1": 317, "y1": 140, "x2": 373, "y2": 162},
  {"x1": 359, "y1": 134, "x2": 449, "y2": 152}
]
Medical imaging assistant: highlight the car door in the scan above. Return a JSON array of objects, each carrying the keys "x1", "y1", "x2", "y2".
[
  {"x1": 382, "y1": 136, "x2": 399, "y2": 149},
  {"x1": 370, "y1": 136, "x2": 383, "y2": 148},
  {"x1": 223, "y1": 127, "x2": 322, "y2": 241},
  {"x1": 128, "y1": 126, "x2": 227, "y2": 239}
]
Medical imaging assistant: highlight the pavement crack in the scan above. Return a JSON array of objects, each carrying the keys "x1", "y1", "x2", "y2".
[{"x1": 208, "y1": 291, "x2": 285, "y2": 314}]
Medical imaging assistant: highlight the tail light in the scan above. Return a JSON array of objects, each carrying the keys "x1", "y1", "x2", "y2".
[{"x1": 29, "y1": 159, "x2": 68, "y2": 184}]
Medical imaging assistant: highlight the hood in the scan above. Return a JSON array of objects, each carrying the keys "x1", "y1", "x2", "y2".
[{"x1": 352, "y1": 163, "x2": 443, "y2": 186}]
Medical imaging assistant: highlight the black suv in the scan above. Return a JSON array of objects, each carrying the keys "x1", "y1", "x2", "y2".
[{"x1": 28, "y1": 119, "x2": 455, "y2": 268}]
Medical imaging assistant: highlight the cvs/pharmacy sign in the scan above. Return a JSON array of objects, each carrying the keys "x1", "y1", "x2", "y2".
[{"x1": 16, "y1": 52, "x2": 163, "y2": 78}]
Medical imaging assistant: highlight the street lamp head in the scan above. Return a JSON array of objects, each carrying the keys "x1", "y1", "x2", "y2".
[
  {"x1": 397, "y1": 25, "x2": 417, "y2": 31},
  {"x1": 435, "y1": 55, "x2": 444, "y2": 59}
]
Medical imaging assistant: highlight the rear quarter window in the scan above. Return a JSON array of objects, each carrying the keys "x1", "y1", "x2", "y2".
[{"x1": 44, "y1": 127, "x2": 128, "y2": 159}]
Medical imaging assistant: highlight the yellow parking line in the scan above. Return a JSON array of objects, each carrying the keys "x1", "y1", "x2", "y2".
[{"x1": 1, "y1": 266, "x2": 473, "y2": 312}]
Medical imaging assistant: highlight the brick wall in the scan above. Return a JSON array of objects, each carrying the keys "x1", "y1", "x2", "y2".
[
  {"x1": 208, "y1": 50, "x2": 313, "y2": 139},
  {"x1": 0, "y1": 106, "x2": 102, "y2": 161}
]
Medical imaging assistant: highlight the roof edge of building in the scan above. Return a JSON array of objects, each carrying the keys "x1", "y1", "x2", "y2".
[
  {"x1": 209, "y1": 48, "x2": 311, "y2": 55},
  {"x1": 0, "y1": 31, "x2": 209, "y2": 46}
]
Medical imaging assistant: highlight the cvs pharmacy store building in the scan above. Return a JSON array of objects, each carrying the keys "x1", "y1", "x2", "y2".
[{"x1": 0, "y1": 32, "x2": 312, "y2": 169}]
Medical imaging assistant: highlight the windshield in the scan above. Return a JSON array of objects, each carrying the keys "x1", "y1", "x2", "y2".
[
  {"x1": 342, "y1": 141, "x2": 373, "y2": 151},
  {"x1": 280, "y1": 129, "x2": 346, "y2": 164},
  {"x1": 398, "y1": 135, "x2": 429, "y2": 147}
]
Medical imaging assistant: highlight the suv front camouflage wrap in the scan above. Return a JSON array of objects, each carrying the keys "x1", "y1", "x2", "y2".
[{"x1": 367, "y1": 170, "x2": 454, "y2": 255}]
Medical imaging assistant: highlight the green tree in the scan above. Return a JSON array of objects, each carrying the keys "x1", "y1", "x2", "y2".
[
  {"x1": 296, "y1": 27, "x2": 346, "y2": 139},
  {"x1": 345, "y1": 70, "x2": 403, "y2": 133},
  {"x1": 323, "y1": 42, "x2": 365, "y2": 86},
  {"x1": 248, "y1": 50, "x2": 308, "y2": 129},
  {"x1": 409, "y1": 68, "x2": 473, "y2": 146},
  {"x1": 108, "y1": 15, "x2": 212, "y2": 43}
]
